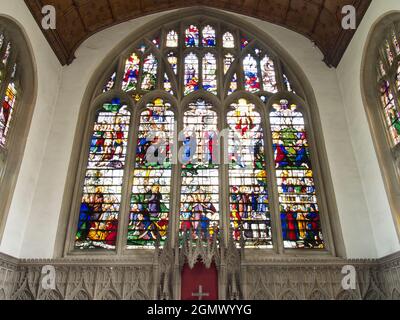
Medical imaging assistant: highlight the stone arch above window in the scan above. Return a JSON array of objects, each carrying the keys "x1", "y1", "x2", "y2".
[
  {"x1": 0, "y1": 16, "x2": 36, "y2": 240},
  {"x1": 61, "y1": 11, "x2": 342, "y2": 258}
]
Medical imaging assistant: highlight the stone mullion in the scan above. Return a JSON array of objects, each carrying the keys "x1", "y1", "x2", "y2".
[
  {"x1": 261, "y1": 104, "x2": 283, "y2": 254},
  {"x1": 116, "y1": 103, "x2": 142, "y2": 255},
  {"x1": 219, "y1": 104, "x2": 229, "y2": 248}
]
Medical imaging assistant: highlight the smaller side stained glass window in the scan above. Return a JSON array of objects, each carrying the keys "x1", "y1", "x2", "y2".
[
  {"x1": 185, "y1": 25, "x2": 199, "y2": 47},
  {"x1": 166, "y1": 30, "x2": 179, "y2": 48},
  {"x1": 103, "y1": 72, "x2": 116, "y2": 93},
  {"x1": 0, "y1": 82, "x2": 17, "y2": 147},
  {"x1": 261, "y1": 55, "x2": 277, "y2": 93},
  {"x1": 202, "y1": 53, "x2": 217, "y2": 94},
  {"x1": 223, "y1": 32, "x2": 235, "y2": 48},
  {"x1": 141, "y1": 54, "x2": 158, "y2": 91},
  {"x1": 122, "y1": 53, "x2": 140, "y2": 92},
  {"x1": 224, "y1": 53, "x2": 235, "y2": 75},
  {"x1": 184, "y1": 53, "x2": 199, "y2": 95},
  {"x1": 202, "y1": 25, "x2": 216, "y2": 47},
  {"x1": 270, "y1": 100, "x2": 325, "y2": 249},
  {"x1": 75, "y1": 100, "x2": 131, "y2": 250},
  {"x1": 128, "y1": 98, "x2": 174, "y2": 248},
  {"x1": 243, "y1": 54, "x2": 260, "y2": 93}
]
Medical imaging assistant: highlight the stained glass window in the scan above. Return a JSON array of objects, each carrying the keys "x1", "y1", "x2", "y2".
[
  {"x1": 74, "y1": 19, "x2": 333, "y2": 252},
  {"x1": 122, "y1": 53, "x2": 140, "y2": 92},
  {"x1": 202, "y1": 26, "x2": 216, "y2": 47},
  {"x1": 392, "y1": 30, "x2": 400, "y2": 56},
  {"x1": 261, "y1": 55, "x2": 277, "y2": 93},
  {"x1": 385, "y1": 40, "x2": 394, "y2": 65},
  {"x1": 379, "y1": 60, "x2": 386, "y2": 77},
  {"x1": 141, "y1": 54, "x2": 158, "y2": 91},
  {"x1": 137, "y1": 42, "x2": 147, "y2": 54},
  {"x1": 380, "y1": 80, "x2": 400, "y2": 145},
  {"x1": 2, "y1": 42, "x2": 11, "y2": 65},
  {"x1": 184, "y1": 53, "x2": 199, "y2": 95},
  {"x1": 0, "y1": 82, "x2": 17, "y2": 147},
  {"x1": 128, "y1": 98, "x2": 174, "y2": 248},
  {"x1": 185, "y1": 25, "x2": 199, "y2": 47},
  {"x1": 164, "y1": 73, "x2": 173, "y2": 95},
  {"x1": 103, "y1": 71, "x2": 116, "y2": 93},
  {"x1": 223, "y1": 32, "x2": 235, "y2": 48},
  {"x1": 224, "y1": 54, "x2": 235, "y2": 74},
  {"x1": 180, "y1": 100, "x2": 219, "y2": 239},
  {"x1": 243, "y1": 54, "x2": 260, "y2": 92},
  {"x1": 167, "y1": 52, "x2": 178, "y2": 74},
  {"x1": 241, "y1": 35, "x2": 249, "y2": 49},
  {"x1": 202, "y1": 53, "x2": 217, "y2": 94},
  {"x1": 396, "y1": 62, "x2": 400, "y2": 92},
  {"x1": 228, "y1": 99, "x2": 271, "y2": 248},
  {"x1": 166, "y1": 30, "x2": 178, "y2": 48},
  {"x1": 75, "y1": 100, "x2": 131, "y2": 250},
  {"x1": 270, "y1": 100, "x2": 324, "y2": 249},
  {"x1": 228, "y1": 73, "x2": 238, "y2": 95}
]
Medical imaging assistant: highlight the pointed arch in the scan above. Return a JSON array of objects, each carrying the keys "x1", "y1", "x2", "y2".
[
  {"x1": 361, "y1": 12, "x2": 400, "y2": 239},
  {"x1": 0, "y1": 16, "x2": 36, "y2": 241},
  {"x1": 57, "y1": 9, "x2": 344, "y2": 259}
]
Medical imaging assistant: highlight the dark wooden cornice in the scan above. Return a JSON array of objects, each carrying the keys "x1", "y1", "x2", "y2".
[{"x1": 24, "y1": 0, "x2": 372, "y2": 67}]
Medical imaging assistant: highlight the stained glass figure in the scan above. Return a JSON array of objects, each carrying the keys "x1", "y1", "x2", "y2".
[
  {"x1": 380, "y1": 80, "x2": 400, "y2": 145},
  {"x1": 379, "y1": 60, "x2": 386, "y2": 77},
  {"x1": 141, "y1": 54, "x2": 158, "y2": 91},
  {"x1": 228, "y1": 99, "x2": 271, "y2": 248},
  {"x1": 392, "y1": 30, "x2": 400, "y2": 56},
  {"x1": 185, "y1": 25, "x2": 199, "y2": 47},
  {"x1": 228, "y1": 73, "x2": 238, "y2": 95},
  {"x1": 128, "y1": 98, "x2": 174, "y2": 248},
  {"x1": 243, "y1": 54, "x2": 260, "y2": 92},
  {"x1": 241, "y1": 35, "x2": 249, "y2": 49},
  {"x1": 164, "y1": 73, "x2": 173, "y2": 95},
  {"x1": 167, "y1": 51, "x2": 178, "y2": 74},
  {"x1": 103, "y1": 71, "x2": 116, "y2": 93},
  {"x1": 223, "y1": 32, "x2": 235, "y2": 48},
  {"x1": 152, "y1": 36, "x2": 161, "y2": 49},
  {"x1": 180, "y1": 100, "x2": 219, "y2": 239},
  {"x1": 2, "y1": 42, "x2": 11, "y2": 65},
  {"x1": 166, "y1": 30, "x2": 178, "y2": 48},
  {"x1": 202, "y1": 53, "x2": 217, "y2": 94},
  {"x1": 75, "y1": 100, "x2": 131, "y2": 250},
  {"x1": 385, "y1": 40, "x2": 394, "y2": 65},
  {"x1": 122, "y1": 53, "x2": 140, "y2": 92},
  {"x1": 202, "y1": 25, "x2": 216, "y2": 47},
  {"x1": 261, "y1": 55, "x2": 277, "y2": 93},
  {"x1": 184, "y1": 53, "x2": 199, "y2": 95},
  {"x1": 270, "y1": 100, "x2": 324, "y2": 249},
  {"x1": 396, "y1": 62, "x2": 400, "y2": 92},
  {"x1": 224, "y1": 53, "x2": 235, "y2": 75},
  {"x1": 0, "y1": 82, "x2": 17, "y2": 148},
  {"x1": 137, "y1": 42, "x2": 147, "y2": 53}
]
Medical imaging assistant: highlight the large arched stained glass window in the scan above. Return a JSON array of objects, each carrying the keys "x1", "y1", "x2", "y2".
[
  {"x1": 180, "y1": 100, "x2": 219, "y2": 239},
  {"x1": 228, "y1": 99, "x2": 271, "y2": 248},
  {"x1": 69, "y1": 16, "x2": 333, "y2": 254},
  {"x1": 0, "y1": 17, "x2": 36, "y2": 240},
  {"x1": 377, "y1": 23, "x2": 400, "y2": 147},
  {"x1": 128, "y1": 98, "x2": 174, "y2": 248},
  {"x1": 75, "y1": 100, "x2": 131, "y2": 250},
  {"x1": 0, "y1": 34, "x2": 18, "y2": 149},
  {"x1": 270, "y1": 100, "x2": 324, "y2": 249}
]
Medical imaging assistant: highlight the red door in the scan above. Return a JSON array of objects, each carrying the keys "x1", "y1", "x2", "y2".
[{"x1": 181, "y1": 261, "x2": 218, "y2": 300}]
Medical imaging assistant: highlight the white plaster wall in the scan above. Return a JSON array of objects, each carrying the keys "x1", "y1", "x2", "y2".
[
  {"x1": 337, "y1": 0, "x2": 400, "y2": 258},
  {"x1": 8, "y1": 5, "x2": 388, "y2": 258},
  {"x1": 0, "y1": 0, "x2": 62, "y2": 257}
]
